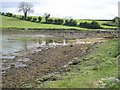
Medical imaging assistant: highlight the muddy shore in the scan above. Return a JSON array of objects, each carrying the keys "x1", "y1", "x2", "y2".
[
  {"x1": 2, "y1": 31, "x2": 118, "y2": 88},
  {"x1": 2, "y1": 43, "x2": 92, "y2": 88}
]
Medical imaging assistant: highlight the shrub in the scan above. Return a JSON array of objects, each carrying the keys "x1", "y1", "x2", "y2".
[
  {"x1": 47, "y1": 19, "x2": 53, "y2": 24},
  {"x1": 19, "y1": 16, "x2": 25, "y2": 20},
  {"x1": 113, "y1": 17, "x2": 120, "y2": 27},
  {"x1": 4, "y1": 13, "x2": 8, "y2": 16},
  {"x1": 64, "y1": 19, "x2": 77, "y2": 26},
  {"x1": 79, "y1": 21, "x2": 101, "y2": 29},
  {"x1": 79, "y1": 22, "x2": 90, "y2": 28},
  {"x1": 102, "y1": 23, "x2": 114, "y2": 26},
  {"x1": 1, "y1": 12, "x2": 4, "y2": 15},
  {"x1": 26, "y1": 17, "x2": 32, "y2": 21},
  {"x1": 98, "y1": 77, "x2": 120, "y2": 88},
  {"x1": 54, "y1": 19, "x2": 64, "y2": 25},
  {"x1": 6, "y1": 12, "x2": 13, "y2": 17},
  {"x1": 31, "y1": 17, "x2": 37, "y2": 22},
  {"x1": 38, "y1": 16, "x2": 42, "y2": 22},
  {"x1": 12, "y1": 15, "x2": 16, "y2": 18},
  {"x1": 90, "y1": 21, "x2": 101, "y2": 29}
]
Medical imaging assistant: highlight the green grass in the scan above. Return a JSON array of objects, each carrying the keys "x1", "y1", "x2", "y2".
[
  {"x1": 0, "y1": 15, "x2": 118, "y2": 30},
  {"x1": 33, "y1": 39, "x2": 119, "y2": 88},
  {"x1": 0, "y1": 15, "x2": 85, "y2": 30}
]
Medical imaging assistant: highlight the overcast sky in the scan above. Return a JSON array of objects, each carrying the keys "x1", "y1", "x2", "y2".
[{"x1": 0, "y1": 0, "x2": 119, "y2": 19}]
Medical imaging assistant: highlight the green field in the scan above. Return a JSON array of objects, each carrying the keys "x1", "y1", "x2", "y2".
[
  {"x1": 0, "y1": 15, "x2": 84, "y2": 30},
  {"x1": 0, "y1": 15, "x2": 117, "y2": 30},
  {"x1": 23, "y1": 39, "x2": 119, "y2": 88}
]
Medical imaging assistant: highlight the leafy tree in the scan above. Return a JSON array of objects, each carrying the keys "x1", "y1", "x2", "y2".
[
  {"x1": 18, "y1": 2, "x2": 33, "y2": 20},
  {"x1": 44, "y1": 13, "x2": 50, "y2": 23}
]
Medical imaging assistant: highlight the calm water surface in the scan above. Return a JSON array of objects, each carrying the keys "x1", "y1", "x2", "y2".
[{"x1": 1, "y1": 31, "x2": 53, "y2": 56}]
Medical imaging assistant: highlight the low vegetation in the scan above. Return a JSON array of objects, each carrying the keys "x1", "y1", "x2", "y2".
[
  {"x1": 22, "y1": 39, "x2": 119, "y2": 88},
  {"x1": 113, "y1": 17, "x2": 120, "y2": 27},
  {"x1": 78, "y1": 21, "x2": 102, "y2": 29}
]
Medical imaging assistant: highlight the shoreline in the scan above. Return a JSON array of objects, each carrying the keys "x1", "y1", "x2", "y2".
[
  {"x1": 0, "y1": 27, "x2": 118, "y2": 31},
  {"x1": 1, "y1": 30, "x2": 118, "y2": 88},
  {"x1": 2, "y1": 42, "x2": 93, "y2": 88}
]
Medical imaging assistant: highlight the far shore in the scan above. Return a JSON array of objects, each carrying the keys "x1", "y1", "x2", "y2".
[{"x1": 0, "y1": 27, "x2": 119, "y2": 31}]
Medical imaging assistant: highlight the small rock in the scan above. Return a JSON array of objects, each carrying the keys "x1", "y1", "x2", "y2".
[
  {"x1": 68, "y1": 61, "x2": 73, "y2": 65},
  {"x1": 70, "y1": 45, "x2": 73, "y2": 47},
  {"x1": 10, "y1": 64, "x2": 15, "y2": 68},
  {"x1": 63, "y1": 65, "x2": 68, "y2": 68}
]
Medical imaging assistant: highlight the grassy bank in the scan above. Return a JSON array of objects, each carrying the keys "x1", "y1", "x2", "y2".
[
  {"x1": 1, "y1": 15, "x2": 118, "y2": 30},
  {"x1": 25, "y1": 39, "x2": 119, "y2": 88}
]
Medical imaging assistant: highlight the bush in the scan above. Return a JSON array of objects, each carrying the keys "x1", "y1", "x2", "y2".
[
  {"x1": 31, "y1": 17, "x2": 37, "y2": 22},
  {"x1": 79, "y1": 21, "x2": 101, "y2": 29},
  {"x1": 90, "y1": 21, "x2": 101, "y2": 29},
  {"x1": 6, "y1": 12, "x2": 13, "y2": 17},
  {"x1": 1, "y1": 12, "x2": 4, "y2": 15},
  {"x1": 47, "y1": 19, "x2": 53, "y2": 24},
  {"x1": 102, "y1": 23, "x2": 114, "y2": 26},
  {"x1": 79, "y1": 22, "x2": 90, "y2": 28},
  {"x1": 12, "y1": 15, "x2": 16, "y2": 18},
  {"x1": 26, "y1": 17, "x2": 32, "y2": 21},
  {"x1": 54, "y1": 19, "x2": 64, "y2": 25},
  {"x1": 98, "y1": 77, "x2": 120, "y2": 88},
  {"x1": 38, "y1": 16, "x2": 42, "y2": 22},
  {"x1": 64, "y1": 19, "x2": 77, "y2": 26},
  {"x1": 113, "y1": 17, "x2": 120, "y2": 27},
  {"x1": 19, "y1": 16, "x2": 25, "y2": 20}
]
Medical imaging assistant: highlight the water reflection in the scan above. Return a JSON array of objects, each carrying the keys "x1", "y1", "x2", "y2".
[
  {"x1": 2, "y1": 32, "x2": 53, "y2": 55},
  {"x1": 1, "y1": 30, "x2": 82, "y2": 58}
]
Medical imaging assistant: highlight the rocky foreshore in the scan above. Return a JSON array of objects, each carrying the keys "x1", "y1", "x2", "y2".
[{"x1": 2, "y1": 42, "x2": 92, "y2": 88}]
